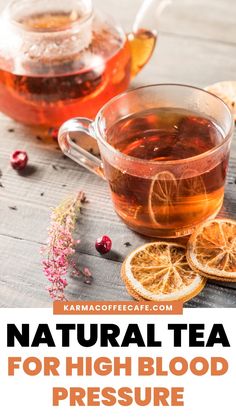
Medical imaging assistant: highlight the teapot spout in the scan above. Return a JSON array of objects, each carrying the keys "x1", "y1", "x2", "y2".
[
  {"x1": 128, "y1": 0, "x2": 172, "y2": 78},
  {"x1": 127, "y1": 29, "x2": 157, "y2": 79}
]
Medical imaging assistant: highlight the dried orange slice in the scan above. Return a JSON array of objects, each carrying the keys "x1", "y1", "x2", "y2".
[
  {"x1": 121, "y1": 242, "x2": 206, "y2": 301},
  {"x1": 148, "y1": 171, "x2": 177, "y2": 225},
  {"x1": 187, "y1": 219, "x2": 236, "y2": 281},
  {"x1": 205, "y1": 81, "x2": 236, "y2": 119}
]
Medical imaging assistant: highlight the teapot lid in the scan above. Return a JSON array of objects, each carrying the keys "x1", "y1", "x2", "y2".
[
  {"x1": 0, "y1": 0, "x2": 96, "y2": 74},
  {"x1": 5, "y1": 0, "x2": 93, "y2": 32}
]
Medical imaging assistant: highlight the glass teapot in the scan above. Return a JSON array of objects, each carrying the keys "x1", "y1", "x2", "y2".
[{"x1": 0, "y1": 0, "x2": 168, "y2": 128}]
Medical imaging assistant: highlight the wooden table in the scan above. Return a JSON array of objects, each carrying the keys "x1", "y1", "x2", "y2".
[{"x1": 0, "y1": 0, "x2": 236, "y2": 307}]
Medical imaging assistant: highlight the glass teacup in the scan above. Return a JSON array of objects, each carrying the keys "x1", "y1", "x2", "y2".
[{"x1": 58, "y1": 84, "x2": 233, "y2": 237}]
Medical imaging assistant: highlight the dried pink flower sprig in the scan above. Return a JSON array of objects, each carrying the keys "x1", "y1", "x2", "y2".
[{"x1": 41, "y1": 191, "x2": 89, "y2": 301}]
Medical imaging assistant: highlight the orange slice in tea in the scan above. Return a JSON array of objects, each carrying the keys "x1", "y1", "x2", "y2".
[
  {"x1": 148, "y1": 171, "x2": 177, "y2": 225},
  {"x1": 187, "y1": 218, "x2": 236, "y2": 281},
  {"x1": 177, "y1": 169, "x2": 207, "y2": 198},
  {"x1": 121, "y1": 242, "x2": 206, "y2": 302},
  {"x1": 177, "y1": 169, "x2": 208, "y2": 219},
  {"x1": 205, "y1": 81, "x2": 236, "y2": 119}
]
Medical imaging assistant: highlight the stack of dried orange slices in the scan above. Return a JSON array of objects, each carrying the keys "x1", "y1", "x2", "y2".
[
  {"x1": 187, "y1": 219, "x2": 236, "y2": 282},
  {"x1": 121, "y1": 219, "x2": 236, "y2": 303}
]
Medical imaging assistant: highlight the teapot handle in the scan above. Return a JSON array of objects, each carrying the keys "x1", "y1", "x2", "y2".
[
  {"x1": 132, "y1": 0, "x2": 172, "y2": 33},
  {"x1": 58, "y1": 118, "x2": 105, "y2": 179}
]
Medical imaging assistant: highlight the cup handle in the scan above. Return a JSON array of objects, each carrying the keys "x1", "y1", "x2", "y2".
[{"x1": 58, "y1": 117, "x2": 105, "y2": 179}]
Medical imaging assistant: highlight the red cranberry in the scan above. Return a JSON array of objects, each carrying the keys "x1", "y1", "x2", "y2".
[
  {"x1": 10, "y1": 150, "x2": 28, "y2": 170},
  {"x1": 95, "y1": 235, "x2": 112, "y2": 254}
]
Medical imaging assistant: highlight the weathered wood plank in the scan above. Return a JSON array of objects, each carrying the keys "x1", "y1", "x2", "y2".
[
  {"x1": 134, "y1": 32, "x2": 236, "y2": 88},
  {"x1": 0, "y1": 235, "x2": 132, "y2": 307},
  {"x1": 159, "y1": 0, "x2": 236, "y2": 45},
  {"x1": 1, "y1": 233, "x2": 236, "y2": 308},
  {"x1": 95, "y1": 0, "x2": 236, "y2": 45},
  {"x1": 185, "y1": 282, "x2": 236, "y2": 308}
]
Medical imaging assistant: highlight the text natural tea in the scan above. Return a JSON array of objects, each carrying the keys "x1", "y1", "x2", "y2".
[{"x1": 104, "y1": 108, "x2": 228, "y2": 237}]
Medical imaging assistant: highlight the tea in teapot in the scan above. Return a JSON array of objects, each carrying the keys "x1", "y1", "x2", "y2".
[{"x1": 0, "y1": 0, "x2": 160, "y2": 127}]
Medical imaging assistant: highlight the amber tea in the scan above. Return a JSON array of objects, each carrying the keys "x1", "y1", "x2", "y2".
[{"x1": 103, "y1": 108, "x2": 228, "y2": 237}]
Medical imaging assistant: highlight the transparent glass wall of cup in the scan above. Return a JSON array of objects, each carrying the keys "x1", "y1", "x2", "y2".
[{"x1": 58, "y1": 84, "x2": 234, "y2": 238}]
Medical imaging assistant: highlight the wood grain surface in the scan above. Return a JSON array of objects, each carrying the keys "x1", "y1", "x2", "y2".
[{"x1": 0, "y1": 0, "x2": 236, "y2": 307}]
